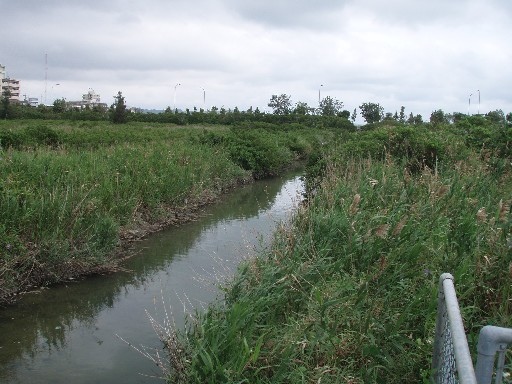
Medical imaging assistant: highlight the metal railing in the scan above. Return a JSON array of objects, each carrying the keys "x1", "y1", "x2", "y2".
[{"x1": 432, "y1": 273, "x2": 512, "y2": 384}]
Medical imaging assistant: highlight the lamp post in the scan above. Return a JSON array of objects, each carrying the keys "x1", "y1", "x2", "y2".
[
  {"x1": 318, "y1": 84, "x2": 323, "y2": 104},
  {"x1": 468, "y1": 93, "x2": 472, "y2": 116},
  {"x1": 200, "y1": 87, "x2": 205, "y2": 111},
  {"x1": 51, "y1": 83, "x2": 60, "y2": 104},
  {"x1": 477, "y1": 89, "x2": 480, "y2": 115},
  {"x1": 173, "y1": 83, "x2": 181, "y2": 112}
]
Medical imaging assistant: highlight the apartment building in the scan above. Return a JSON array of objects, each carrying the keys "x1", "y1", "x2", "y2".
[
  {"x1": 0, "y1": 64, "x2": 21, "y2": 101},
  {"x1": 67, "y1": 88, "x2": 107, "y2": 109}
]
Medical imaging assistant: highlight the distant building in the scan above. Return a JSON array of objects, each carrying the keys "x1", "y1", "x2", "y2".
[
  {"x1": 28, "y1": 97, "x2": 39, "y2": 107},
  {"x1": 67, "y1": 88, "x2": 108, "y2": 109},
  {"x1": 0, "y1": 64, "x2": 20, "y2": 102}
]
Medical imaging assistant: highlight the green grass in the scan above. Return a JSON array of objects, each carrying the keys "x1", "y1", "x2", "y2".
[
  {"x1": 0, "y1": 120, "x2": 332, "y2": 303},
  {"x1": 168, "y1": 124, "x2": 511, "y2": 383}
]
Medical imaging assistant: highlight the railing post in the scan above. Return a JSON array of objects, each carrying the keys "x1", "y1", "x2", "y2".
[
  {"x1": 432, "y1": 273, "x2": 452, "y2": 382},
  {"x1": 475, "y1": 325, "x2": 512, "y2": 384},
  {"x1": 432, "y1": 273, "x2": 477, "y2": 384}
]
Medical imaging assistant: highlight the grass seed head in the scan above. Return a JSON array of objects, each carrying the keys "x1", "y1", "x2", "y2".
[
  {"x1": 392, "y1": 215, "x2": 408, "y2": 236},
  {"x1": 476, "y1": 207, "x2": 487, "y2": 223},
  {"x1": 499, "y1": 199, "x2": 510, "y2": 223},
  {"x1": 350, "y1": 194, "x2": 361, "y2": 215},
  {"x1": 374, "y1": 224, "x2": 390, "y2": 239}
]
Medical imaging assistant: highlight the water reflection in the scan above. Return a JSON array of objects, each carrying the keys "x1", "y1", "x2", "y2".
[{"x1": 0, "y1": 172, "x2": 303, "y2": 384}]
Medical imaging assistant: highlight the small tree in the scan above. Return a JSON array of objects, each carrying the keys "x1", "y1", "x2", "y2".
[
  {"x1": 268, "y1": 94, "x2": 292, "y2": 115},
  {"x1": 413, "y1": 114, "x2": 423, "y2": 125},
  {"x1": 53, "y1": 98, "x2": 67, "y2": 113},
  {"x1": 430, "y1": 109, "x2": 447, "y2": 126},
  {"x1": 338, "y1": 110, "x2": 351, "y2": 119},
  {"x1": 399, "y1": 106, "x2": 406, "y2": 123},
  {"x1": 293, "y1": 101, "x2": 312, "y2": 115},
  {"x1": 111, "y1": 91, "x2": 127, "y2": 124},
  {"x1": 351, "y1": 108, "x2": 357, "y2": 123},
  {"x1": 486, "y1": 109, "x2": 506, "y2": 124},
  {"x1": 0, "y1": 89, "x2": 12, "y2": 119},
  {"x1": 359, "y1": 102, "x2": 384, "y2": 124},
  {"x1": 318, "y1": 96, "x2": 344, "y2": 116}
]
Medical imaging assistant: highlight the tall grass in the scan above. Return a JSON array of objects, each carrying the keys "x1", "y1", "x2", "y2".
[
  {"x1": 166, "y1": 127, "x2": 511, "y2": 382},
  {"x1": 0, "y1": 141, "x2": 247, "y2": 300},
  {"x1": 0, "y1": 120, "x2": 331, "y2": 303}
]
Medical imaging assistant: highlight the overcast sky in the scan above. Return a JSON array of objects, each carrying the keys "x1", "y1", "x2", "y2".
[{"x1": 1, "y1": 0, "x2": 511, "y2": 119}]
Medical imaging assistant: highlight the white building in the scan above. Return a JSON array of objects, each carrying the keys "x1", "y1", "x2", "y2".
[
  {"x1": 0, "y1": 64, "x2": 21, "y2": 101},
  {"x1": 68, "y1": 88, "x2": 107, "y2": 109},
  {"x1": 82, "y1": 88, "x2": 101, "y2": 104}
]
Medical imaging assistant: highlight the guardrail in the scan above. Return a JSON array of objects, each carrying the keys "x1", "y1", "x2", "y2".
[{"x1": 432, "y1": 273, "x2": 512, "y2": 384}]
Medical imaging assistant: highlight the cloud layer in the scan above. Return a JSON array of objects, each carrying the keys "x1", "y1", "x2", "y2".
[{"x1": 1, "y1": 0, "x2": 510, "y2": 118}]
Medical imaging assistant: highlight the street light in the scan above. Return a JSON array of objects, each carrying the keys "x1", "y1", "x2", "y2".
[
  {"x1": 200, "y1": 87, "x2": 206, "y2": 110},
  {"x1": 477, "y1": 89, "x2": 480, "y2": 115},
  {"x1": 50, "y1": 83, "x2": 60, "y2": 104},
  {"x1": 318, "y1": 84, "x2": 323, "y2": 104},
  {"x1": 468, "y1": 93, "x2": 472, "y2": 116},
  {"x1": 173, "y1": 83, "x2": 181, "y2": 112}
]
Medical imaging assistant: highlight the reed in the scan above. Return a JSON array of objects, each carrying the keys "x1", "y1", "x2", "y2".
[
  {"x1": 0, "y1": 120, "x2": 329, "y2": 303},
  {"x1": 166, "y1": 124, "x2": 511, "y2": 383}
]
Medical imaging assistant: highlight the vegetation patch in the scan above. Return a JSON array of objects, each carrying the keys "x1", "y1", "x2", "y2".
[
  {"x1": 0, "y1": 120, "x2": 331, "y2": 304},
  {"x1": 164, "y1": 117, "x2": 511, "y2": 383}
]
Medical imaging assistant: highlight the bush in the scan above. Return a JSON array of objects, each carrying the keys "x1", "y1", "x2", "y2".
[{"x1": 24, "y1": 124, "x2": 61, "y2": 147}]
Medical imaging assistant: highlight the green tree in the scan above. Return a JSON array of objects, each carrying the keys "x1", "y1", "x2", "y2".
[
  {"x1": 359, "y1": 102, "x2": 384, "y2": 124},
  {"x1": 486, "y1": 109, "x2": 505, "y2": 124},
  {"x1": 111, "y1": 91, "x2": 127, "y2": 124},
  {"x1": 268, "y1": 94, "x2": 292, "y2": 115},
  {"x1": 318, "y1": 96, "x2": 344, "y2": 116},
  {"x1": 293, "y1": 101, "x2": 312, "y2": 115},
  {"x1": 413, "y1": 114, "x2": 423, "y2": 125},
  {"x1": 351, "y1": 108, "x2": 357, "y2": 123},
  {"x1": 0, "y1": 89, "x2": 12, "y2": 119},
  {"x1": 53, "y1": 98, "x2": 67, "y2": 113},
  {"x1": 399, "y1": 106, "x2": 406, "y2": 123},
  {"x1": 338, "y1": 110, "x2": 351, "y2": 119},
  {"x1": 430, "y1": 109, "x2": 447, "y2": 126}
]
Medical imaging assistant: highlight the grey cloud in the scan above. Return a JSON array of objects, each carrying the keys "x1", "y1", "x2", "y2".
[{"x1": 224, "y1": 0, "x2": 348, "y2": 29}]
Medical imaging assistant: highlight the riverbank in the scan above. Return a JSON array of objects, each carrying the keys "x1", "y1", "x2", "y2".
[
  {"x1": 0, "y1": 120, "x2": 335, "y2": 304},
  {"x1": 166, "y1": 120, "x2": 512, "y2": 382},
  {"x1": 0, "y1": 169, "x2": 305, "y2": 384}
]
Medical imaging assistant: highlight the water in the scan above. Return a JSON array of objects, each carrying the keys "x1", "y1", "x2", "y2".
[{"x1": 0, "y1": 172, "x2": 304, "y2": 383}]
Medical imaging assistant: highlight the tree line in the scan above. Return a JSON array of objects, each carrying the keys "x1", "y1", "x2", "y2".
[{"x1": 2, "y1": 88, "x2": 511, "y2": 127}]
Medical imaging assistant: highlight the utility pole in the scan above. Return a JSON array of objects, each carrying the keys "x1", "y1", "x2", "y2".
[{"x1": 44, "y1": 53, "x2": 48, "y2": 105}]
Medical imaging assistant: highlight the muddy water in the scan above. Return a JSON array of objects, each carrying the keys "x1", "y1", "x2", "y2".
[{"x1": 0, "y1": 172, "x2": 304, "y2": 383}]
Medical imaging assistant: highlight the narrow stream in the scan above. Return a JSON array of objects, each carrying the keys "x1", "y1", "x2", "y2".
[{"x1": 0, "y1": 171, "x2": 304, "y2": 384}]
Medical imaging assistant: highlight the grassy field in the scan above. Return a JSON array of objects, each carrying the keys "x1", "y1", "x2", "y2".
[
  {"x1": 165, "y1": 118, "x2": 511, "y2": 382},
  {"x1": 0, "y1": 120, "x2": 334, "y2": 304}
]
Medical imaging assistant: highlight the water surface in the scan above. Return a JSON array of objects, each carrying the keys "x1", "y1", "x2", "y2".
[{"x1": 0, "y1": 172, "x2": 303, "y2": 383}]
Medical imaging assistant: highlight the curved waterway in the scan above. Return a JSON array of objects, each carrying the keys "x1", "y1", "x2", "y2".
[{"x1": 0, "y1": 171, "x2": 304, "y2": 383}]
